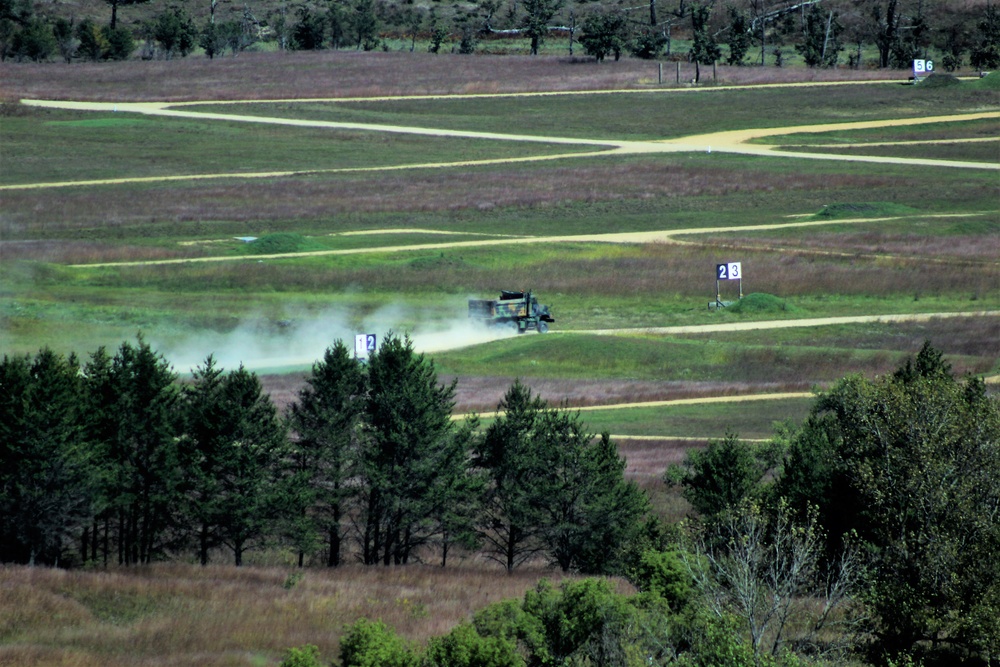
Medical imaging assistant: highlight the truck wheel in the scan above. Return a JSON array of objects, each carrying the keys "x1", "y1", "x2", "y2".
[{"x1": 538, "y1": 322, "x2": 549, "y2": 333}]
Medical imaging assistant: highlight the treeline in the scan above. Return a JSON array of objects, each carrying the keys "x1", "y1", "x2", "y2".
[
  {"x1": 269, "y1": 343, "x2": 1000, "y2": 666},
  {"x1": 3, "y1": 0, "x2": 999, "y2": 71},
  {"x1": 0, "y1": 334, "x2": 648, "y2": 572}
]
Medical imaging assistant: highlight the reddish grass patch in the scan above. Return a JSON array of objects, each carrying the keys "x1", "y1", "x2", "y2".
[
  {"x1": 0, "y1": 163, "x2": 892, "y2": 237},
  {"x1": 0, "y1": 51, "x2": 900, "y2": 104}
]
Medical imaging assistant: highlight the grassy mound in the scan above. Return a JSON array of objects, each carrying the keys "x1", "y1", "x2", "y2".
[
  {"x1": 726, "y1": 293, "x2": 795, "y2": 314},
  {"x1": 919, "y1": 73, "x2": 961, "y2": 88},
  {"x1": 812, "y1": 202, "x2": 918, "y2": 219},
  {"x1": 245, "y1": 233, "x2": 322, "y2": 255},
  {"x1": 969, "y1": 71, "x2": 1000, "y2": 90}
]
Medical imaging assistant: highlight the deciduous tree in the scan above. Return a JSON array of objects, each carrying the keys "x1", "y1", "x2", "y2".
[
  {"x1": 578, "y1": 9, "x2": 627, "y2": 62},
  {"x1": 688, "y1": 3, "x2": 720, "y2": 82},
  {"x1": 778, "y1": 342, "x2": 1000, "y2": 659},
  {"x1": 521, "y1": 0, "x2": 562, "y2": 55}
]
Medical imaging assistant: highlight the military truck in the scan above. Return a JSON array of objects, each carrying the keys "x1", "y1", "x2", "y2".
[{"x1": 468, "y1": 290, "x2": 554, "y2": 333}]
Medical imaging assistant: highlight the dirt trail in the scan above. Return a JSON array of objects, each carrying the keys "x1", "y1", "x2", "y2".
[
  {"x1": 564, "y1": 310, "x2": 1000, "y2": 337},
  {"x1": 67, "y1": 211, "x2": 991, "y2": 268},
  {"x1": 464, "y1": 391, "x2": 813, "y2": 421}
]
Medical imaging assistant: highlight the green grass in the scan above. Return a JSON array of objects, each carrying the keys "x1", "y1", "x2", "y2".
[
  {"x1": 431, "y1": 332, "x2": 938, "y2": 383},
  {"x1": 0, "y1": 108, "x2": 596, "y2": 186},
  {"x1": 2, "y1": 75, "x2": 997, "y2": 407},
  {"x1": 576, "y1": 398, "x2": 815, "y2": 440},
  {"x1": 784, "y1": 140, "x2": 1000, "y2": 163},
  {"x1": 754, "y1": 118, "x2": 1000, "y2": 145},
  {"x1": 181, "y1": 83, "x2": 998, "y2": 142},
  {"x1": 469, "y1": 396, "x2": 815, "y2": 440}
]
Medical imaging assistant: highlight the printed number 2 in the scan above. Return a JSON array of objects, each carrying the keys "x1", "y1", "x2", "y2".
[
  {"x1": 366, "y1": 334, "x2": 377, "y2": 352},
  {"x1": 717, "y1": 264, "x2": 729, "y2": 280}
]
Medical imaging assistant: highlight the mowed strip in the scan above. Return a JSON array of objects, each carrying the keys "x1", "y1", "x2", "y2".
[{"x1": 65, "y1": 212, "x2": 995, "y2": 268}]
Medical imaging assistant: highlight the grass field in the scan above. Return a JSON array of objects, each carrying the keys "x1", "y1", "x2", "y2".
[{"x1": 0, "y1": 50, "x2": 998, "y2": 664}]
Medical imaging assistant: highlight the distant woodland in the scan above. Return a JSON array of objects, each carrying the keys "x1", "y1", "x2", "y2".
[{"x1": 2, "y1": 0, "x2": 998, "y2": 71}]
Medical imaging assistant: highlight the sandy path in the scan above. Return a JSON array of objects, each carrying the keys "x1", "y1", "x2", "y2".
[
  {"x1": 464, "y1": 391, "x2": 812, "y2": 420},
  {"x1": 564, "y1": 310, "x2": 1000, "y2": 336},
  {"x1": 67, "y1": 211, "x2": 991, "y2": 268}
]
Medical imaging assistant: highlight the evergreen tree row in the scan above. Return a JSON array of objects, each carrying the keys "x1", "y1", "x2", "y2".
[{"x1": 0, "y1": 334, "x2": 648, "y2": 571}]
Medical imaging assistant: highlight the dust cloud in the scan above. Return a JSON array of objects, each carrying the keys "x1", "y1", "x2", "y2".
[{"x1": 156, "y1": 304, "x2": 518, "y2": 375}]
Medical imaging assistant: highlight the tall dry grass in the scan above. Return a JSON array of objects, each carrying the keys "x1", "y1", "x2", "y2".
[
  {"x1": 1, "y1": 161, "x2": 895, "y2": 238},
  {"x1": 0, "y1": 51, "x2": 902, "y2": 104},
  {"x1": 0, "y1": 562, "x2": 578, "y2": 666}
]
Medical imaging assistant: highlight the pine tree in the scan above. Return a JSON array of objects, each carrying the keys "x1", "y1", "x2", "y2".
[
  {"x1": 186, "y1": 362, "x2": 287, "y2": 566},
  {"x1": 358, "y1": 333, "x2": 461, "y2": 565},
  {"x1": 106, "y1": 338, "x2": 181, "y2": 565},
  {"x1": 474, "y1": 380, "x2": 551, "y2": 572},
  {"x1": 0, "y1": 350, "x2": 95, "y2": 565},
  {"x1": 288, "y1": 341, "x2": 366, "y2": 567},
  {"x1": 476, "y1": 381, "x2": 648, "y2": 573}
]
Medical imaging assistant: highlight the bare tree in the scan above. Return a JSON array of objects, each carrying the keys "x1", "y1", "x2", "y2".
[{"x1": 681, "y1": 500, "x2": 866, "y2": 665}]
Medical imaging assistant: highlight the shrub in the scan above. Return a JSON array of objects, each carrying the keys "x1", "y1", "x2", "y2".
[
  {"x1": 279, "y1": 644, "x2": 322, "y2": 667},
  {"x1": 725, "y1": 293, "x2": 792, "y2": 315},
  {"x1": 632, "y1": 549, "x2": 695, "y2": 612},
  {"x1": 423, "y1": 623, "x2": 524, "y2": 667},
  {"x1": 339, "y1": 618, "x2": 418, "y2": 667}
]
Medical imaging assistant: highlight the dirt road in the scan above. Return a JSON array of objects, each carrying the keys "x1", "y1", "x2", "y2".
[{"x1": 565, "y1": 310, "x2": 1000, "y2": 336}]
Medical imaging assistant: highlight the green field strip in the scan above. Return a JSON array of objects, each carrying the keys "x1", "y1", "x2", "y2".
[{"x1": 457, "y1": 395, "x2": 815, "y2": 441}]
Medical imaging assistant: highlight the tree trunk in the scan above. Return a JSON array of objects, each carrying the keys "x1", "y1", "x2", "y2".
[{"x1": 199, "y1": 522, "x2": 209, "y2": 566}]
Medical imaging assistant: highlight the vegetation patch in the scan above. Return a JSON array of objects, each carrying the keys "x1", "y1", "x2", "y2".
[
  {"x1": 812, "y1": 202, "x2": 919, "y2": 219},
  {"x1": 725, "y1": 293, "x2": 795, "y2": 315},
  {"x1": 45, "y1": 117, "x2": 149, "y2": 128},
  {"x1": 918, "y1": 73, "x2": 962, "y2": 88},
  {"x1": 244, "y1": 233, "x2": 324, "y2": 255},
  {"x1": 968, "y1": 71, "x2": 1000, "y2": 89}
]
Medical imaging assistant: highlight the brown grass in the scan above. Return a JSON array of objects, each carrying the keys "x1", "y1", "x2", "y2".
[
  {"x1": 0, "y1": 51, "x2": 902, "y2": 104},
  {"x1": 0, "y1": 161, "x2": 893, "y2": 239},
  {"x1": 0, "y1": 562, "x2": 578, "y2": 666}
]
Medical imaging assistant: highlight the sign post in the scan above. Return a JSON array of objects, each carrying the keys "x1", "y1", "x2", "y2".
[
  {"x1": 355, "y1": 333, "x2": 376, "y2": 360},
  {"x1": 912, "y1": 59, "x2": 933, "y2": 83},
  {"x1": 713, "y1": 261, "x2": 743, "y2": 309}
]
